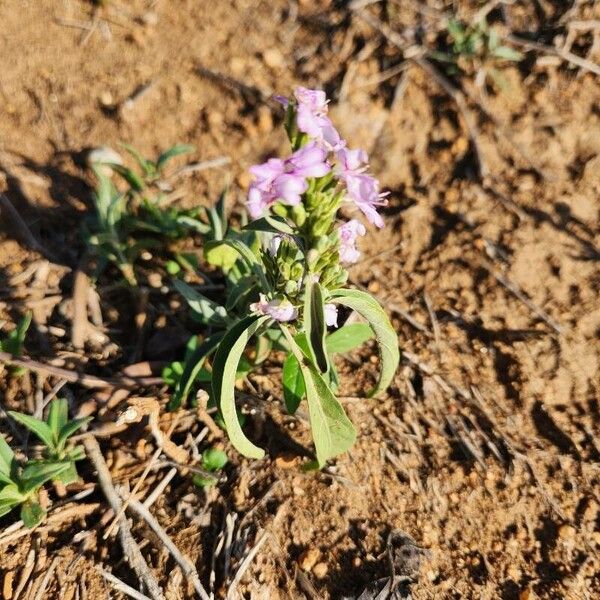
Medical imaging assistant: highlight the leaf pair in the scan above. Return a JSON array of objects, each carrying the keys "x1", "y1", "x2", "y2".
[
  {"x1": 283, "y1": 287, "x2": 399, "y2": 466},
  {"x1": 8, "y1": 399, "x2": 91, "y2": 485},
  {"x1": 282, "y1": 323, "x2": 373, "y2": 414},
  {"x1": 0, "y1": 435, "x2": 71, "y2": 527}
]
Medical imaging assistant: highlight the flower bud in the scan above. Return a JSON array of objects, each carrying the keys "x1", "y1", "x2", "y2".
[
  {"x1": 306, "y1": 248, "x2": 319, "y2": 268},
  {"x1": 285, "y1": 280, "x2": 298, "y2": 295},
  {"x1": 290, "y1": 204, "x2": 306, "y2": 227},
  {"x1": 290, "y1": 262, "x2": 304, "y2": 280}
]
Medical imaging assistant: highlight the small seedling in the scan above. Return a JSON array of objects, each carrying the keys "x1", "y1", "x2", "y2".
[
  {"x1": 0, "y1": 313, "x2": 32, "y2": 376},
  {"x1": 173, "y1": 88, "x2": 400, "y2": 468},
  {"x1": 193, "y1": 447, "x2": 228, "y2": 488},
  {"x1": 9, "y1": 399, "x2": 91, "y2": 485},
  {"x1": 0, "y1": 434, "x2": 70, "y2": 527},
  {"x1": 432, "y1": 17, "x2": 523, "y2": 85},
  {"x1": 86, "y1": 143, "x2": 211, "y2": 285}
]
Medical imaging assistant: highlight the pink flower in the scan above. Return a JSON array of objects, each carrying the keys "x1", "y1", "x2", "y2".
[
  {"x1": 250, "y1": 294, "x2": 298, "y2": 322},
  {"x1": 324, "y1": 303, "x2": 338, "y2": 327},
  {"x1": 338, "y1": 219, "x2": 366, "y2": 264},
  {"x1": 335, "y1": 148, "x2": 387, "y2": 229},
  {"x1": 294, "y1": 87, "x2": 344, "y2": 151},
  {"x1": 247, "y1": 143, "x2": 330, "y2": 218}
]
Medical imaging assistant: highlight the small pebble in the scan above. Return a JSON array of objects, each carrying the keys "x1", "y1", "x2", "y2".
[
  {"x1": 274, "y1": 454, "x2": 297, "y2": 469},
  {"x1": 141, "y1": 11, "x2": 158, "y2": 26},
  {"x1": 237, "y1": 171, "x2": 252, "y2": 190},
  {"x1": 3, "y1": 571, "x2": 14, "y2": 600},
  {"x1": 313, "y1": 562, "x2": 328, "y2": 579},
  {"x1": 299, "y1": 548, "x2": 320, "y2": 572},
  {"x1": 262, "y1": 48, "x2": 284, "y2": 69},
  {"x1": 558, "y1": 524, "x2": 576, "y2": 541}
]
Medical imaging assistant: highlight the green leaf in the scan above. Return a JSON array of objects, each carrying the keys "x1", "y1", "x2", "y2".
[
  {"x1": 243, "y1": 216, "x2": 294, "y2": 235},
  {"x1": 55, "y1": 463, "x2": 79, "y2": 486},
  {"x1": 108, "y1": 163, "x2": 145, "y2": 192},
  {"x1": 225, "y1": 277, "x2": 256, "y2": 312},
  {"x1": 214, "y1": 189, "x2": 228, "y2": 234},
  {"x1": 170, "y1": 333, "x2": 223, "y2": 410},
  {"x1": 120, "y1": 143, "x2": 154, "y2": 176},
  {"x1": 20, "y1": 501, "x2": 45, "y2": 528},
  {"x1": 8, "y1": 412, "x2": 54, "y2": 448},
  {"x1": 165, "y1": 260, "x2": 181, "y2": 275},
  {"x1": 1, "y1": 313, "x2": 32, "y2": 356},
  {"x1": 162, "y1": 361, "x2": 183, "y2": 387},
  {"x1": 204, "y1": 241, "x2": 239, "y2": 271},
  {"x1": 58, "y1": 417, "x2": 92, "y2": 448},
  {"x1": 0, "y1": 435, "x2": 15, "y2": 476},
  {"x1": 202, "y1": 448, "x2": 228, "y2": 472},
  {"x1": 326, "y1": 323, "x2": 374, "y2": 354},
  {"x1": 285, "y1": 331, "x2": 356, "y2": 467},
  {"x1": 192, "y1": 474, "x2": 218, "y2": 488},
  {"x1": 282, "y1": 353, "x2": 305, "y2": 414},
  {"x1": 0, "y1": 484, "x2": 23, "y2": 504},
  {"x1": 329, "y1": 289, "x2": 399, "y2": 397},
  {"x1": 304, "y1": 280, "x2": 329, "y2": 374},
  {"x1": 212, "y1": 316, "x2": 270, "y2": 459},
  {"x1": 156, "y1": 144, "x2": 195, "y2": 172},
  {"x1": 20, "y1": 461, "x2": 70, "y2": 494},
  {"x1": 176, "y1": 216, "x2": 211, "y2": 235},
  {"x1": 491, "y1": 45, "x2": 523, "y2": 61},
  {"x1": 173, "y1": 280, "x2": 228, "y2": 325},
  {"x1": 47, "y1": 399, "x2": 69, "y2": 442},
  {"x1": 207, "y1": 239, "x2": 270, "y2": 291}
]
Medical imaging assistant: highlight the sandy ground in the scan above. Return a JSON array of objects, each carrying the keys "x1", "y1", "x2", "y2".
[{"x1": 0, "y1": 1, "x2": 599, "y2": 598}]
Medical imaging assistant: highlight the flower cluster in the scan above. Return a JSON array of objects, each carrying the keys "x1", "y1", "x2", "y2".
[{"x1": 246, "y1": 87, "x2": 388, "y2": 322}]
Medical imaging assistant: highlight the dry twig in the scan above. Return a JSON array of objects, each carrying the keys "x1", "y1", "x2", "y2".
[
  {"x1": 122, "y1": 494, "x2": 210, "y2": 600},
  {"x1": 0, "y1": 351, "x2": 163, "y2": 389},
  {"x1": 97, "y1": 568, "x2": 152, "y2": 600},
  {"x1": 84, "y1": 437, "x2": 165, "y2": 600}
]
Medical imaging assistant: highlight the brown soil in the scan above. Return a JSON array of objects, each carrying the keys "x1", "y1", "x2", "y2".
[{"x1": 1, "y1": 1, "x2": 599, "y2": 599}]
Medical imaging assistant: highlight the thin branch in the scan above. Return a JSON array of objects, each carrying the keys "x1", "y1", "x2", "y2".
[
  {"x1": 507, "y1": 34, "x2": 600, "y2": 77},
  {"x1": 84, "y1": 437, "x2": 165, "y2": 600},
  {"x1": 168, "y1": 156, "x2": 231, "y2": 181},
  {"x1": 0, "y1": 352, "x2": 163, "y2": 389},
  {"x1": 478, "y1": 259, "x2": 563, "y2": 334},
  {"x1": 122, "y1": 494, "x2": 210, "y2": 600},
  {"x1": 226, "y1": 532, "x2": 268, "y2": 599},
  {"x1": 412, "y1": 56, "x2": 489, "y2": 178},
  {"x1": 0, "y1": 194, "x2": 55, "y2": 260},
  {"x1": 97, "y1": 569, "x2": 152, "y2": 600}
]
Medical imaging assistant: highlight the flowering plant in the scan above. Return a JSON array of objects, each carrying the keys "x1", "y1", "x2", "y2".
[{"x1": 176, "y1": 88, "x2": 399, "y2": 467}]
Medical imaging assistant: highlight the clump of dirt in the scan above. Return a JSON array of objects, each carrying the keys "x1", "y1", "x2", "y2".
[{"x1": 0, "y1": 0, "x2": 599, "y2": 599}]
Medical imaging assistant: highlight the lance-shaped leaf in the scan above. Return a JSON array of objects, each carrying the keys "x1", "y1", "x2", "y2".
[
  {"x1": 207, "y1": 239, "x2": 271, "y2": 292},
  {"x1": 169, "y1": 333, "x2": 224, "y2": 410},
  {"x1": 282, "y1": 353, "x2": 305, "y2": 414},
  {"x1": 329, "y1": 289, "x2": 399, "y2": 397},
  {"x1": 173, "y1": 280, "x2": 229, "y2": 325},
  {"x1": 212, "y1": 316, "x2": 270, "y2": 459},
  {"x1": 8, "y1": 412, "x2": 54, "y2": 448},
  {"x1": 47, "y1": 399, "x2": 69, "y2": 443},
  {"x1": 285, "y1": 331, "x2": 356, "y2": 467},
  {"x1": 304, "y1": 279, "x2": 329, "y2": 374},
  {"x1": 156, "y1": 144, "x2": 195, "y2": 172},
  {"x1": 20, "y1": 501, "x2": 45, "y2": 529},
  {"x1": 243, "y1": 215, "x2": 294, "y2": 235},
  {"x1": 326, "y1": 323, "x2": 373, "y2": 355},
  {"x1": 20, "y1": 461, "x2": 71, "y2": 494},
  {"x1": 0, "y1": 435, "x2": 15, "y2": 477}
]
